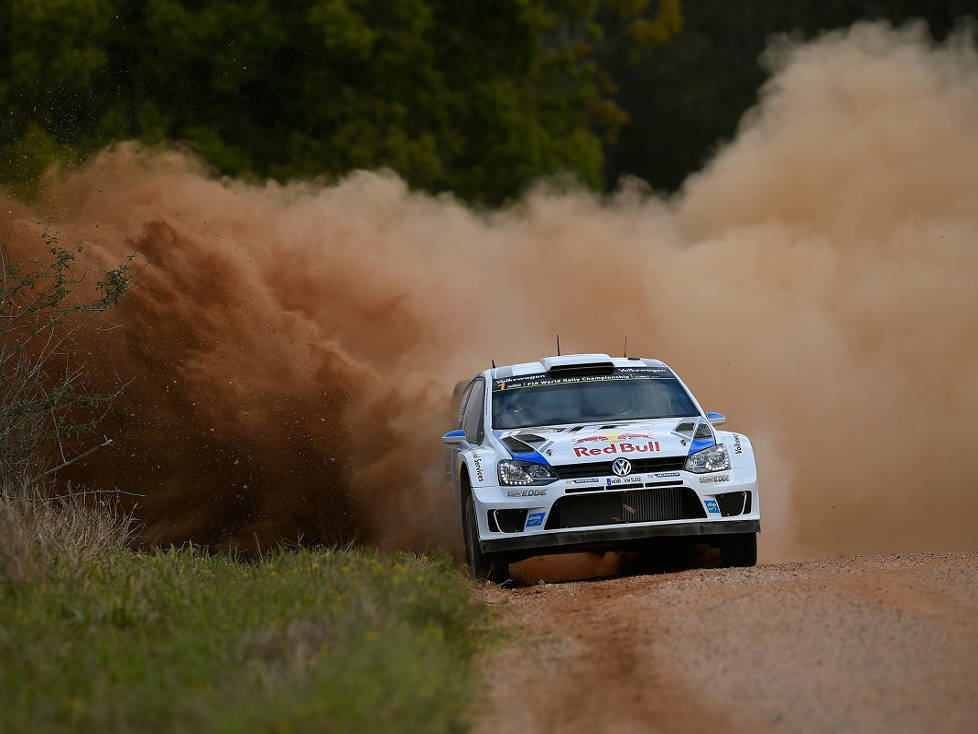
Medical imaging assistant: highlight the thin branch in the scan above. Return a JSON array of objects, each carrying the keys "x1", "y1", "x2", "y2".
[{"x1": 41, "y1": 435, "x2": 115, "y2": 478}]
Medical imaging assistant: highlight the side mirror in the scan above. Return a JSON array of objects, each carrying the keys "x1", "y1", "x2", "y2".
[
  {"x1": 441, "y1": 429, "x2": 469, "y2": 446},
  {"x1": 706, "y1": 411, "x2": 726, "y2": 427}
]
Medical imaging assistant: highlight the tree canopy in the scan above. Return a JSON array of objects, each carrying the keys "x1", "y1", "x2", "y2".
[
  {"x1": 0, "y1": 0, "x2": 679, "y2": 204},
  {"x1": 601, "y1": 0, "x2": 977, "y2": 192},
  {"x1": 0, "y1": 0, "x2": 973, "y2": 201}
]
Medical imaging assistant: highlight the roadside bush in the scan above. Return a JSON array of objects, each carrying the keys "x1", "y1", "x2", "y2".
[
  {"x1": 1, "y1": 230, "x2": 131, "y2": 476},
  {"x1": 0, "y1": 230, "x2": 134, "y2": 585}
]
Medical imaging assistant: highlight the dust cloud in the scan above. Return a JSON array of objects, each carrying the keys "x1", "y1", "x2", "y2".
[{"x1": 3, "y1": 22, "x2": 977, "y2": 559}]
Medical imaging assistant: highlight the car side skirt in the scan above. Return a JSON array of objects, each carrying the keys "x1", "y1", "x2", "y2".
[{"x1": 479, "y1": 519, "x2": 760, "y2": 555}]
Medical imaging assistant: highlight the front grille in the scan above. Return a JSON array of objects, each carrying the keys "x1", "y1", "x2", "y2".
[
  {"x1": 552, "y1": 455, "x2": 687, "y2": 479},
  {"x1": 545, "y1": 487, "x2": 706, "y2": 529},
  {"x1": 567, "y1": 479, "x2": 682, "y2": 493},
  {"x1": 565, "y1": 483, "x2": 605, "y2": 493}
]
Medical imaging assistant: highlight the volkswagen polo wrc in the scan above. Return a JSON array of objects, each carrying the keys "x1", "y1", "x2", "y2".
[{"x1": 442, "y1": 354, "x2": 760, "y2": 582}]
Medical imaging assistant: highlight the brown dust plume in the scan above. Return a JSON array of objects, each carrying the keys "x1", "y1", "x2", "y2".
[{"x1": 2, "y1": 22, "x2": 977, "y2": 559}]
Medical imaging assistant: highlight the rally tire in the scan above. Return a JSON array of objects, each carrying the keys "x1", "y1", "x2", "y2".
[
  {"x1": 720, "y1": 532, "x2": 757, "y2": 568},
  {"x1": 461, "y1": 480, "x2": 509, "y2": 584}
]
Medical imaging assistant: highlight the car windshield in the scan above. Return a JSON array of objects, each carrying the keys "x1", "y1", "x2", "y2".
[{"x1": 491, "y1": 371, "x2": 698, "y2": 429}]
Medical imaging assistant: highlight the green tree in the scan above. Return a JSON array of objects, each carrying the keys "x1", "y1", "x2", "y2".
[
  {"x1": 0, "y1": 0, "x2": 680, "y2": 204},
  {"x1": 600, "y1": 0, "x2": 976, "y2": 192},
  {"x1": 0, "y1": 0, "x2": 118, "y2": 191}
]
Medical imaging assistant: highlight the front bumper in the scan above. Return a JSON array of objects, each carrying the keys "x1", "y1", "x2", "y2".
[
  {"x1": 480, "y1": 518, "x2": 760, "y2": 554},
  {"x1": 472, "y1": 466, "x2": 759, "y2": 556}
]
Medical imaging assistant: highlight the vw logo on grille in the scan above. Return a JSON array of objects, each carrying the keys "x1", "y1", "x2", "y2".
[{"x1": 612, "y1": 458, "x2": 632, "y2": 477}]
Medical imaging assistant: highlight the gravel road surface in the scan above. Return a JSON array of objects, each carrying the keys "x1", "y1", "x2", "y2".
[{"x1": 477, "y1": 553, "x2": 978, "y2": 733}]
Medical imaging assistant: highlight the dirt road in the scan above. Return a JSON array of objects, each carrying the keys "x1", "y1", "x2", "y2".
[{"x1": 477, "y1": 553, "x2": 978, "y2": 733}]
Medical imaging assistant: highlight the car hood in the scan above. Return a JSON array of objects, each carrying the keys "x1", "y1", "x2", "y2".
[{"x1": 496, "y1": 417, "x2": 709, "y2": 465}]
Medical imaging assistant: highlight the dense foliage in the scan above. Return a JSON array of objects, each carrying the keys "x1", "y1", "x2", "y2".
[
  {"x1": 0, "y1": 1, "x2": 973, "y2": 200},
  {"x1": 0, "y1": 0, "x2": 679, "y2": 204},
  {"x1": 602, "y1": 0, "x2": 977, "y2": 191}
]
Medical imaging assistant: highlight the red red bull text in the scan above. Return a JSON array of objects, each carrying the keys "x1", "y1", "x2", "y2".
[{"x1": 573, "y1": 441, "x2": 661, "y2": 457}]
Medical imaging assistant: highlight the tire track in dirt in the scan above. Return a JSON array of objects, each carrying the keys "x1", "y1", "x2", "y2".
[
  {"x1": 476, "y1": 553, "x2": 978, "y2": 733},
  {"x1": 478, "y1": 570, "x2": 733, "y2": 733}
]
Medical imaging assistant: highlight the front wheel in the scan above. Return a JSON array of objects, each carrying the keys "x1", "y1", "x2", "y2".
[
  {"x1": 461, "y1": 481, "x2": 509, "y2": 584},
  {"x1": 720, "y1": 532, "x2": 757, "y2": 568}
]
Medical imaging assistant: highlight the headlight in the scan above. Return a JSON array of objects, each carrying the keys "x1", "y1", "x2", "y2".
[
  {"x1": 497, "y1": 460, "x2": 557, "y2": 486},
  {"x1": 684, "y1": 443, "x2": 731, "y2": 473}
]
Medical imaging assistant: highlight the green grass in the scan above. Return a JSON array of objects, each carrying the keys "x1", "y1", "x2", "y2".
[{"x1": 0, "y1": 547, "x2": 488, "y2": 734}]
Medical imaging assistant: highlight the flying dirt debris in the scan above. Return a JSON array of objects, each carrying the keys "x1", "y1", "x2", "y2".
[{"x1": 2, "y1": 22, "x2": 978, "y2": 558}]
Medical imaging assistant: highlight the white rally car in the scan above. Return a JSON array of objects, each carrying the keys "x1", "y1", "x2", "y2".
[{"x1": 442, "y1": 354, "x2": 759, "y2": 581}]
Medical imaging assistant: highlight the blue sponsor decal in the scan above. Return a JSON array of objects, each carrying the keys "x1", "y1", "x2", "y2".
[
  {"x1": 704, "y1": 499, "x2": 720, "y2": 515},
  {"x1": 526, "y1": 512, "x2": 545, "y2": 528},
  {"x1": 688, "y1": 437, "x2": 716, "y2": 455},
  {"x1": 509, "y1": 448, "x2": 551, "y2": 466}
]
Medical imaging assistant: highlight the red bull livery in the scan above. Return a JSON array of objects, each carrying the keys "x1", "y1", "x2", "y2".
[{"x1": 442, "y1": 354, "x2": 760, "y2": 582}]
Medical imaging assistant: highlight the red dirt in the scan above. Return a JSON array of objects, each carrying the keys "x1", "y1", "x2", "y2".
[{"x1": 477, "y1": 553, "x2": 978, "y2": 733}]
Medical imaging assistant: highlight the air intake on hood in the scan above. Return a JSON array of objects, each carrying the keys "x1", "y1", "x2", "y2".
[
  {"x1": 694, "y1": 422, "x2": 713, "y2": 440},
  {"x1": 502, "y1": 436, "x2": 536, "y2": 454},
  {"x1": 515, "y1": 433, "x2": 546, "y2": 444}
]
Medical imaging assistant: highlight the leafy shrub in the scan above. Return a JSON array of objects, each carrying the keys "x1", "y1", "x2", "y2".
[{"x1": 0, "y1": 230, "x2": 134, "y2": 585}]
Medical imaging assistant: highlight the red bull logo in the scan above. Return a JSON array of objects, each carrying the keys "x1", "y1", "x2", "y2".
[
  {"x1": 574, "y1": 431, "x2": 654, "y2": 445},
  {"x1": 573, "y1": 441, "x2": 661, "y2": 457}
]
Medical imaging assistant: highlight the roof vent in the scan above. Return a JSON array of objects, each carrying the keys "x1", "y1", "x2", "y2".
[{"x1": 540, "y1": 354, "x2": 614, "y2": 374}]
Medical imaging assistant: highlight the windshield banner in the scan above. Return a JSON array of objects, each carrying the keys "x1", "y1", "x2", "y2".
[{"x1": 493, "y1": 366, "x2": 673, "y2": 392}]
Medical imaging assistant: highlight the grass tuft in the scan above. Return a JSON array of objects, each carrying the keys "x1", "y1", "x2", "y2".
[{"x1": 0, "y1": 477, "x2": 136, "y2": 588}]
